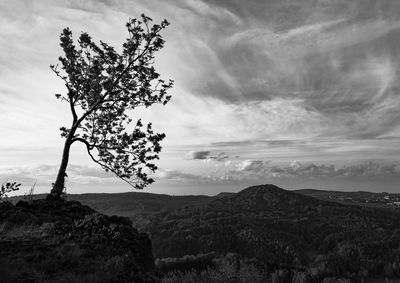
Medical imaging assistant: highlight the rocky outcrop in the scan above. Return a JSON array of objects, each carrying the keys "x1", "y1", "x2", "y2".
[{"x1": 0, "y1": 198, "x2": 159, "y2": 283}]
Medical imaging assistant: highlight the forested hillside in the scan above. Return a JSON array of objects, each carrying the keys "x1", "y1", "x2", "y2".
[{"x1": 143, "y1": 185, "x2": 400, "y2": 281}]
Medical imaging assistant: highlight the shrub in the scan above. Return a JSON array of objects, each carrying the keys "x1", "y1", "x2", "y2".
[{"x1": 162, "y1": 257, "x2": 269, "y2": 283}]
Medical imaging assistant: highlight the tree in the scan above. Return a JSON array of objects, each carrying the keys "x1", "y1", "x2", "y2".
[{"x1": 49, "y1": 14, "x2": 173, "y2": 198}]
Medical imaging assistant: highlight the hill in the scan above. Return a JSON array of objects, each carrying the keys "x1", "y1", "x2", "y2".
[
  {"x1": 215, "y1": 184, "x2": 323, "y2": 210},
  {"x1": 142, "y1": 184, "x2": 400, "y2": 281}
]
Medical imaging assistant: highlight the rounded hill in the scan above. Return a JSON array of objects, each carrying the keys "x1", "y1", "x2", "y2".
[{"x1": 214, "y1": 184, "x2": 322, "y2": 210}]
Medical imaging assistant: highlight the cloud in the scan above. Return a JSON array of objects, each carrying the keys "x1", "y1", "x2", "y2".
[
  {"x1": 3, "y1": 0, "x2": 399, "y2": 146},
  {"x1": 179, "y1": 0, "x2": 242, "y2": 26},
  {"x1": 211, "y1": 139, "x2": 308, "y2": 148},
  {"x1": 151, "y1": 160, "x2": 400, "y2": 187},
  {"x1": 154, "y1": 168, "x2": 210, "y2": 182},
  {"x1": 188, "y1": 151, "x2": 211, "y2": 160},
  {"x1": 220, "y1": 20, "x2": 400, "y2": 138},
  {"x1": 208, "y1": 152, "x2": 230, "y2": 162},
  {"x1": 0, "y1": 163, "x2": 116, "y2": 187},
  {"x1": 67, "y1": 164, "x2": 114, "y2": 179},
  {"x1": 162, "y1": 0, "x2": 400, "y2": 141},
  {"x1": 237, "y1": 160, "x2": 271, "y2": 172},
  {"x1": 188, "y1": 151, "x2": 229, "y2": 162},
  {"x1": 214, "y1": 160, "x2": 400, "y2": 181}
]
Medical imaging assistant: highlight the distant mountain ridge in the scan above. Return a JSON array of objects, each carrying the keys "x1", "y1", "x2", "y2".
[{"x1": 296, "y1": 188, "x2": 400, "y2": 208}]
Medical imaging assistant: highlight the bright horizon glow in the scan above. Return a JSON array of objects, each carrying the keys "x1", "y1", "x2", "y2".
[{"x1": 1, "y1": 0, "x2": 400, "y2": 196}]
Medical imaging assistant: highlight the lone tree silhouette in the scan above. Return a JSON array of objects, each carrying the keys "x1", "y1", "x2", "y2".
[{"x1": 49, "y1": 15, "x2": 173, "y2": 198}]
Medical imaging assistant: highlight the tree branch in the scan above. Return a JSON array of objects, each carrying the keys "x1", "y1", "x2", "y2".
[
  {"x1": 74, "y1": 136, "x2": 140, "y2": 187},
  {"x1": 71, "y1": 137, "x2": 95, "y2": 149},
  {"x1": 68, "y1": 91, "x2": 78, "y2": 123}
]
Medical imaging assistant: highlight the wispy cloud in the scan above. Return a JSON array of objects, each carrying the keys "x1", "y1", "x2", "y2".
[{"x1": 164, "y1": 0, "x2": 400, "y2": 142}]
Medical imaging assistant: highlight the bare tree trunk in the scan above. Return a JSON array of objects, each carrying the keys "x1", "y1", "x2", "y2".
[{"x1": 50, "y1": 127, "x2": 76, "y2": 198}]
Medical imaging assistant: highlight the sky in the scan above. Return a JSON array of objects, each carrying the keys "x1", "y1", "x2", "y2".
[{"x1": 1, "y1": 0, "x2": 400, "y2": 196}]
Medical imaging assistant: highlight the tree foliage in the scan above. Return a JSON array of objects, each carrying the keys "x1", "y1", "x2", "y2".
[
  {"x1": 0, "y1": 182, "x2": 21, "y2": 201},
  {"x1": 50, "y1": 14, "x2": 173, "y2": 196}
]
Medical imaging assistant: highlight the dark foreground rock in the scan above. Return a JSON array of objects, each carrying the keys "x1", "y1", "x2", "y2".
[{"x1": 0, "y1": 198, "x2": 159, "y2": 283}]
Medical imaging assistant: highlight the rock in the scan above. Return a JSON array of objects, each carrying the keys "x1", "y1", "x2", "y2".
[{"x1": 0, "y1": 197, "x2": 159, "y2": 283}]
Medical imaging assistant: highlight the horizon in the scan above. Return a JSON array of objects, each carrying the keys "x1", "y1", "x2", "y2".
[
  {"x1": 11, "y1": 184, "x2": 399, "y2": 198},
  {"x1": 1, "y1": 0, "x2": 400, "y2": 196},
  {"x1": 9, "y1": 183, "x2": 400, "y2": 198}
]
